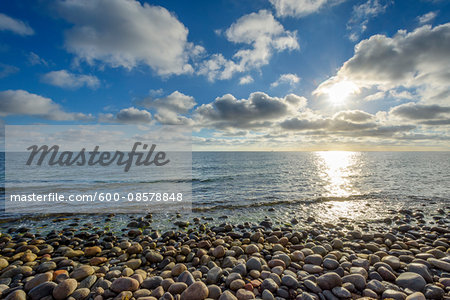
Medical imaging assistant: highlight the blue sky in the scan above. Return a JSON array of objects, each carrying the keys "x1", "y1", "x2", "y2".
[{"x1": 0, "y1": 0, "x2": 449, "y2": 150}]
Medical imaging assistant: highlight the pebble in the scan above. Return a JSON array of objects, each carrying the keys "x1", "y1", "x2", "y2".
[
  {"x1": 110, "y1": 277, "x2": 139, "y2": 293},
  {"x1": 332, "y1": 286, "x2": 351, "y2": 298},
  {"x1": 396, "y1": 272, "x2": 426, "y2": 291},
  {"x1": 261, "y1": 278, "x2": 278, "y2": 293},
  {"x1": 181, "y1": 281, "x2": 209, "y2": 300},
  {"x1": 52, "y1": 279, "x2": 78, "y2": 300},
  {"x1": 342, "y1": 274, "x2": 366, "y2": 291},
  {"x1": 28, "y1": 282, "x2": 57, "y2": 300},
  {"x1": 70, "y1": 265, "x2": 94, "y2": 281},
  {"x1": 317, "y1": 272, "x2": 342, "y2": 290},
  {"x1": 427, "y1": 258, "x2": 450, "y2": 272},
  {"x1": 24, "y1": 272, "x2": 53, "y2": 291},
  {"x1": 382, "y1": 289, "x2": 407, "y2": 300}
]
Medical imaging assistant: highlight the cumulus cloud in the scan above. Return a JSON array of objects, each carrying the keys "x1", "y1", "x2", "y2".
[
  {"x1": 418, "y1": 11, "x2": 438, "y2": 24},
  {"x1": 0, "y1": 89, "x2": 93, "y2": 121},
  {"x1": 137, "y1": 91, "x2": 196, "y2": 125},
  {"x1": 42, "y1": 70, "x2": 100, "y2": 89},
  {"x1": 315, "y1": 23, "x2": 450, "y2": 106},
  {"x1": 0, "y1": 13, "x2": 34, "y2": 36},
  {"x1": 239, "y1": 75, "x2": 254, "y2": 85},
  {"x1": 138, "y1": 91, "x2": 196, "y2": 114},
  {"x1": 0, "y1": 64, "x2": 19, "y2": 78},
  {"x1": 390, "y1": 102, "x2": 450, "y2": 124},
  {"x1": 195, "y1": 92, "x2": 307, "y2": 129},
  {"x1": 271, "y1": 73, "x2": 300, "y2": 87},
  {"x1": 269, "y1": 0, "x2": 342, "y2": 18},
  {"x1": 99, "y1": 107, "x2": 152, "y2": 124},
  {"x1": 56, "y1": 0, "x2": 202, "y2": 76},
  {"x1": 347, "y1": 0, "x2": 391, "y2": 41},
  {"x1": 198, "y1": 10, "x2": 299, "y2": 81}
]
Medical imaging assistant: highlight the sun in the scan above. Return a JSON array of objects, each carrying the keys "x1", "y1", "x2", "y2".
[{"x1": 324, "y1": 80, "x2": 359, "y2": 105}]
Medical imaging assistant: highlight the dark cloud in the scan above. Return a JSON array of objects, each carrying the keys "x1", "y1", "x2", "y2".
[
  {"x1": 100, "y1": 107, "x2": 152, "y2": 124},
  {"x1": 390, "y1": 102, "x2": 450, "y2": 120},
  {"x1": 195, "y1": 92, "x2": 306, "y2": 129}
]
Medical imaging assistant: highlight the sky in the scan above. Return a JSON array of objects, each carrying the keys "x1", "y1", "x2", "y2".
[{"x1": 0, "y1": 0, "x2": 449, "y2": 150}]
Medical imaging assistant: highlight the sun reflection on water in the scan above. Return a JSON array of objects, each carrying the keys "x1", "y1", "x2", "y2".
[
  {"x1": 315, "y1": 151, "x2": 360, "y2": 198},
  {"x1": 313, "y1": 151, "x2": 366, "y2": 221}
]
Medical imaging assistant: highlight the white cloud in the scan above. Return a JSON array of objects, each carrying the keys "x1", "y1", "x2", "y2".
[
  {"x1": 347, "y1": 0, "x2": 391, "y2": 41},
  {"x1": 138, "y1": 91, "x2": 196, "y2": 114},
  {"x1": 315, "y1": 23, "x2": 450, "y2": 106},
  {"x1": 0, "y1": 90, "x2": 93, "y2": 121},
  {"x1": 239, "y1": 75, "x2": 254, "y2": 85},
  {"x1": 42, "y1": 70, "x2": 100, "y2": 89},
  {"x1": 0, "y1": 13, "x2": 34, "y2": 36},
  {"x1": 418, "y1": 11, "x2": 438, "y2": 24},
  {"x1": 199, "y1": 10, "x2": 299, "y2": 81},
  {"x1": 57, "y1": 0, "x2": 202, "y2": 76},
  {"x1": 271, "y1": 73, "x2": 300, "y2": 87},
  {"x1": 138, "y1": 91, "x2": 196, "y2": 125},
  {"x1": 0, "y1": 63, "x2": 19, "y2": 78},
  {"x1": 28, "y1": 52, "x2": 48, "y2": 66},
  {"x1": 269, "y1": 0, "x2": 342, "y2": 18}
]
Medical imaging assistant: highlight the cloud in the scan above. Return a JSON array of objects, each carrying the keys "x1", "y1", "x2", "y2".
[
  {"x1": 0, "y1": 63, "x2": 19, "y2": 78},
  {"x1": 195, "y1": 92, "x2": 307, "y2": 129},
  {"x1": 42, "y1": 70, "x2": 100, "y2": 89},
  {"x1": 0, "y1": 89, "x2": 93, "y2": 121},
  {"x1": 199, "y1": 10, "x2": 299, "y2": 81},
  {"x1": 269, "y1": 0, "x2": 342, "y2": 18},
  {"x1": 56, "y1": 0, "x2": 202, "y2": 76},
  {"x1": 280, "y1": 110, "x2": 376, "y2": 131},
  {"x1": 271, "y1": 73, "x2": 300, "y2": 87},
  {"x1": 99, "y1": 107, "x2": 152, "y2": 124},
  {"x1": 0, "y1": 13, "x2": 34, "y2": 36},
  {"x1": 136, "y1": 91, "x2": 196, "y2": 125},
  {"x1": 390, "y1": 102, "x2": 450, "y2": 122},
  {"x1": 28, "y1": 52, "x2": 48, "y2": 66},
  {"x1": 347, "y1": 0, "x2": 391, "y2": 41},
  {"x1": 239, "y1": 75, "x2": 254, "y2": 85},
  {"x1": 418, "y1": 11, "x2": 438, "y2": 24},
  {"x1": 315, "y1": 23, "x2": 450, "y2": 106},
  {"x1": 138, "y1": 91, "x2": 196, "y2": 114}
]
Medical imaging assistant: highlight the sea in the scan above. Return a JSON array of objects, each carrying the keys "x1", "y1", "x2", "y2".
[{"x1": 1, "y1": 151, "x2": 449, "y2": 230}]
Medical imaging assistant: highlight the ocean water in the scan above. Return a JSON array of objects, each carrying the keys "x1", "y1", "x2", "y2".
[{"x1": 1, "y1": 151, "x2": 449, "y2": 226}]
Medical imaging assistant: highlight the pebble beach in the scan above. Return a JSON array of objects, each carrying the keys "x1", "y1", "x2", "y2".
[{"x1": 0, "y1": 206, "x2": 449, "y2": 300}]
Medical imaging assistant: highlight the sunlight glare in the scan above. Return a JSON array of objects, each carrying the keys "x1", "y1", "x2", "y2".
[{"x1": 324, "y1": 80, "x2": 359, "y2": 105}]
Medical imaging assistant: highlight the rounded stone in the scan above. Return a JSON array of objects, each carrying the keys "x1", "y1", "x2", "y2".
[
  {"x1": 181, "y1": 281, "x2": 209, "y2": 300},
  {"x1": 342, "y1": 274, "x2": 366, "y2": 291},
  {"x1": 382, "y1": 255, "x2": 401, "y2": 270},
  {"x1": 168, "y1": 282, "x2": 188, "y2": 294},
  {"x1": 110, "y1": 277, "x2": 140, "y2": 293},
  {"x1": 230, "y1": 279, "x2": 245, "y2": 291},
  {"x1": 323, "y1": 258, "x2": 339, "y2": 270},
  {"x1": 317, "y1": 272, "x2": 342, "y2": 290},
  {"x1": 28, "y1": 282, "x2": 57, "y2": 300},
  {"x1": 304, "y1": 254, "x2": 323, "y2": 266},
  {"x1": 332, "y1": 286, "x2": 351, "y2": 298},
  {"x1": 4, "y1": 290, "x2": 27, "y2": 300},
  {"x1": 236, "y1": 289, "x2": 254, "y2": 300},
  {"x1": 24, "y1": 272, "x2": 53, "y2": 292},
  {"x1": 246, "y1": 257, "x2": 262, "y2": 271},
  {"x1": 53, "y1": 279, "x2": 78, "y2": 300},
  {"x1": 71, "y1": 265, "x2": 94, "y2": 281},
  {"x1": 261, "y1": 278, "x2": 278, "y2": 293},
  {"x1": 396, "y1": 272, "x2": 426, "y2": 291}
]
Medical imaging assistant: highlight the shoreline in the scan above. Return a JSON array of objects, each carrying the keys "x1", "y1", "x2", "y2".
[{"x1": 0, "y1": 207, "x2": 449, "y2": 299}]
